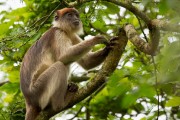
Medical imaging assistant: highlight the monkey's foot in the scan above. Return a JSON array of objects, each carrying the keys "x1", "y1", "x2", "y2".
[{"x1": 68, "y1": 82, "x2": 78, "y2": 92}]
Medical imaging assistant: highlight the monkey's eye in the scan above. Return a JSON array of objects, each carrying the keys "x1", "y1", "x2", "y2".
[
  {"x1": 55, "y1": 15, "x2": 59, "y2": 21},
  {"x1": 75, "y1": 13, "x2": 79, "y2": 18},
  {"x1": 67, "y1": 13, "x2": 72, "y2": 17}
]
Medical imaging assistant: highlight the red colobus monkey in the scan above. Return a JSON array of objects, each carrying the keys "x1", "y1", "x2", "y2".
[{"x1": 20, "y1": 8, "x2": 110, "y2": 120}]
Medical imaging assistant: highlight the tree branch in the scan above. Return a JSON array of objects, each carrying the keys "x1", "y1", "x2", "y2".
[
  {"x1": 124, "y1": 24, "x2": 159, "y2": 55},
  {"x1": 105, "y1": 0, "x2": 151, "y2": 24},
  {"x1": 104, "y1": 0, "x2": 160, "y2": 55},
  {"x1": 151, "y1": 19, "x2": 180, "y2": 33},
  {"x1": 66, "y1": 28, "x2": 128, "y2": 109}
]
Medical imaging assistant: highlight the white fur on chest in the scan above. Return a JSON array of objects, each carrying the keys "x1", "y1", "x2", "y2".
[{"x1": 55, "y1": 31, "x2": 73, "y2": 56}]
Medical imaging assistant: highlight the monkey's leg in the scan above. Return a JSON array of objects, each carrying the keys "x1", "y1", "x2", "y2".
[
  {"x1": 77, "y1": 49, "x2": 108, "y2": 70},
  {"x1": 51, "y1": 82, "x2": 79, "y2": 111},
  {"x1": 30, "y1": 61, "x2": 68, "y2": 110},
  {"x1": 50, "y1": 78, "x2": 68, "y2": 111}
]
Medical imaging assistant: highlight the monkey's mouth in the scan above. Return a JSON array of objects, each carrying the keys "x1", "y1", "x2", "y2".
[{"x1": 73, "y1": 20, "x2": 80, "y2": 26}]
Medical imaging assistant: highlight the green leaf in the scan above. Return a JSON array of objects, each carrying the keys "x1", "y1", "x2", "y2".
[
  {"x1": 166, "y1": 96, "x2": 180, "y2": 107},
  {"x1": 8, "y1": 70, "x2": 20, "y2": 83},
  {"x1": 92, "y1": 19, "x2": 107, "y2": 33},
  {"x1": 138, "y1": 84, "x2": 156, "y2": 98},
  {"x1": 158, "y1": 0, "x2": 168, "y2": 15},
  {"x1": 0, "y1": 20, "x2": 14, "y2": 35},
  {"x1": 121, "y1": 93, "x2": 137, "y2": 109},
  {"x1": 101, "y1": 1, "x2": 120, "y2": 14},
  {"x1": 0, "y1": 82, "x2": 19, "y2": 94}
]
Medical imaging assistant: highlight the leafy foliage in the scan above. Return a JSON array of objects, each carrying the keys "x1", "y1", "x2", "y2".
[{"x1": 0, "y1": 0, "x2": 180, "y2": 119}]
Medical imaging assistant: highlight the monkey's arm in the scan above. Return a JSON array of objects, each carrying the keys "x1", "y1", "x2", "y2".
[
  {"x1": 59, "y1": 37, "x2": 107, "y2": 65},
  {"x1": 77, "y1": 48, "x2": 109, "y2": 70},
  {"x1": 77, "y1": 36, "x2": 119, "y2": 70}
]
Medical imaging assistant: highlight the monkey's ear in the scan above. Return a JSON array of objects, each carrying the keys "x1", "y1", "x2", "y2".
[
  {"x1": 55, "y1": 10, "x2": 60, "y2": 21},
  {"x1": 54, "y1": 15, "x2": 59, "y2": 21}
]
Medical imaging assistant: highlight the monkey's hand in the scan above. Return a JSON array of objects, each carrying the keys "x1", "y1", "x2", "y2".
[
  {"x1": 108, "y1": 36, "x2": 119, "y2": 48},
  {"x1": 99, "y1": 36, "x2": 119, "y2": 56},
  {"x1": 68, "y1": 82, "x2": 79, "y2": 92},
  {"x1": 104, "y1": 36, "x2": 119, "y2": 51},
  {"x1": 93, "y1": 35, "x2": 109, "y2": 45}
]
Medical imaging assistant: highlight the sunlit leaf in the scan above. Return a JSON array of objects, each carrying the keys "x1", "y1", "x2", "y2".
[
  {"x1": 166, "y1": 96, "x2": 180, "y2": 107},
  {"x1": 101, "y1": 1, "x2": 120, "y2": 14},
  {"x1": 0, "y1": 82, "x2": 19, "y2": 94},
  {"x1": 4, "y1": 94, "x2": 13, "y2": 103}
]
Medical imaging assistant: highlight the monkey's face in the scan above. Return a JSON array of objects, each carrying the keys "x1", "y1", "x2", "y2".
[
  {"x1": 63, "y1": 11, "x2": 82, "y2": 30},
  {"x1": 54, "y1": 10, "x2": 83, "y2": 33}
]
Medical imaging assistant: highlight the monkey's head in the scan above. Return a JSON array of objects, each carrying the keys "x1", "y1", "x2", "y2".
[{"x1": 53, "y1": 8, "x2": 83, "y2": 34}]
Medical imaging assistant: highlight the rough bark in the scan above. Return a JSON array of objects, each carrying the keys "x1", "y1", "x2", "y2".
[{"x1": 124, "y1": 24, "x2": 159, "y2": 55}]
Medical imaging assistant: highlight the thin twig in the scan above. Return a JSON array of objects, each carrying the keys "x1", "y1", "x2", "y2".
[
  {"x1": 152, "y1": 56, "x2": 160, "y2": 120},
  {"x1": 37, "y1": 3, "x2": 61, "y2": 31},
  {"x1": 136, "y1": 16, "x2": 148, "y2": 42},
  {"x1": 68, "y1": 106, "x2": 83, "y2": 120},
  {"x1": 29, "y1": 15, "x2": 49, "y2": 28}
]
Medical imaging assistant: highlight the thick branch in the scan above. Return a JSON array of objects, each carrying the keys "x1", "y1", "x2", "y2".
[
  {"x1": 104, "y1": 0, "x2": 160, "y2": 55},
  {"x1": 124, "y1": 24, "x2": 159, "y2": 55},
  {"x1": 37, "y1": 28, "x2": 128, "y2": 119},
  {"x1": 105, "y1": 0, "x2": 151, "y2": 24},
  {"x1": 151, "y1": 19, "x2": 180, "y2": 33},
  {"x1": 66, "y1": 28, "x2": 128, "y2": 109},
  {"x1": 68, "y1": 0, "x2": 150, "y2": 24}
]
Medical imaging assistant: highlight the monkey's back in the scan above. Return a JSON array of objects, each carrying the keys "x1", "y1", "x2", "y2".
[{"x1": 20, "y1": 28, "x2": 59, "y2": 93}]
